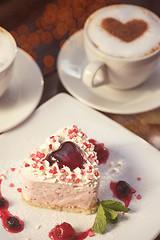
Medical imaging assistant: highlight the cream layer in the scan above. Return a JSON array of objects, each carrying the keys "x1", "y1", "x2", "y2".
[{"x1": 21, "y1": 171, "x2": 99, "y2": 210}]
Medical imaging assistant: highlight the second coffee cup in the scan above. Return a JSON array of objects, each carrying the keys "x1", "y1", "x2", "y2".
[{"x1": 82, "y1": 4, "x2": 160, "y2": 90}]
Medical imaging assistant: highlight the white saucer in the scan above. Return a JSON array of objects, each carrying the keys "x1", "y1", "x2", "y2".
[
  {"x1": 57, "y1": 30, "x2": 160, "y2": 114},
  {"x1": 0, "y1": 48, "x2": 44, "y2": 133}
]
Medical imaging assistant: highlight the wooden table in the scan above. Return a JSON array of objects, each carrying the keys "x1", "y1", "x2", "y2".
[{"x1": 1, "y1": 0, "x2": 160, "y2": 238}]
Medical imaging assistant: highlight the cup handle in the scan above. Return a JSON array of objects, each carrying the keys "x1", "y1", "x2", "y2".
[{"x1": 82, "y1": 60, "x2": 107, "y2": 87}]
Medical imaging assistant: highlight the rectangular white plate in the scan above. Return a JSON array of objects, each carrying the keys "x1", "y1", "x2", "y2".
[{"x1": 0, "y1": 93, "x2": 160, "y2": 240}]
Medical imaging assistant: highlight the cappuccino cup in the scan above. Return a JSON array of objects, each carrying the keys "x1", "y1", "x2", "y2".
[
  {"x1": 0, "y1": 27, "x2": 17, "y2": 97},
  {"x1": 82, "y1": 4, "x2": 160, "y2": 90}
]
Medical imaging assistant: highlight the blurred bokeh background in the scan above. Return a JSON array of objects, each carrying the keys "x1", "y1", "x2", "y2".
[{"x1": 0, "y1": 0, "x2": 159, "y2": 75}]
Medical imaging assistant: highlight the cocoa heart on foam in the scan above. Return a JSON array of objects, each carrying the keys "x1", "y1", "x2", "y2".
[{"x1": 101, "y1": 17, "x2": 148, "y2": 42}]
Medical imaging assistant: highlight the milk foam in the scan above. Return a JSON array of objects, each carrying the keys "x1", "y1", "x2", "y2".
[
  {"x1": 0, "y1": 28, "x2": 16, "y2": 70},
  {"x1": 86, "y1": 5, "x2": 160, "y2": 58}
]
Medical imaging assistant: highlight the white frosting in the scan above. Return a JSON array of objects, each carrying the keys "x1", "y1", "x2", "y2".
[
  {"x1": 86, "y1": 5, "x2": 160, "y2": 58},
  {"x1": 0, "y1": 28, "x2": 16, "y2": 70},
  {"x1": 22, "y1": 125, "x2": 99, "y2": 187}
]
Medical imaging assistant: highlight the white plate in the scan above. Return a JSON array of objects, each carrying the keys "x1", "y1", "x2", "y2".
[
  {"x1": 0, "y1": 93, "x2": 160, "y2": 240},
  {"x1": 57, "y1": 30, "x2": 160, "y2": 114},
  {"x1": 0, "y1": 48, "x2": 44, "y2": 133}
]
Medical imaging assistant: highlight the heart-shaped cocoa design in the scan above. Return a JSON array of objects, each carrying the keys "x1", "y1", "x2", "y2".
[{"x1": 101, "y1": 18, "x2": 148, "y2": 42}]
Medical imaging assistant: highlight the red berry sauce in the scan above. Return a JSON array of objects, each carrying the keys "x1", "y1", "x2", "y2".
[
  {"x1": 110, "y1": 181, "x2": 136, "y2": 207},
  {"x1": 0, "y1": 178, "x2": 24, "y2": 233},
  {"x1": 49, "y1": 222, "x2": 93, "y2": 240},
  {"x1": 89, "y1": 139, "x2": 109, "y2": 165}
]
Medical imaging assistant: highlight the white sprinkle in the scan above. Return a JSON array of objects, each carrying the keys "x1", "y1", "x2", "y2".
[
  {"x1": 109, "y1": 161, "x2": 114, "y2": 167},
  {"x1": 112, "y1": 167, "x2": 119, "y2": 172},
  {"x1": 117, "y1": 161, "x2": 123, "y2": 166},
  {"x1": 35, "y1": 225, "x2": 41, "y2": 229},
  {"x1": 0, "y1": 174, "x2": 5, "y2": 180},
  {"x1": 2, "y1": 170, "x2": 7, "y2": 175}
]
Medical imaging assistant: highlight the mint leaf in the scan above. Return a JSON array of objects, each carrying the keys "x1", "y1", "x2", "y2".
[
  {"x1": 92, "y1": 202, "x2": 107, "y2": 234},
  {"x1": 104, "y1": 208, "x2": 118, "y2": 221},
  {"x1": 92, "y1": 200, "x2": 130, "y2": 234},
  {"x1": 101, "y1": 200, "x2": 130, "y2": 213}
]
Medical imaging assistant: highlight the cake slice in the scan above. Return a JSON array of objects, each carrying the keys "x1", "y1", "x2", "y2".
[{"x1": 21, "y1": 125, "x2": 100, "y2": 214}]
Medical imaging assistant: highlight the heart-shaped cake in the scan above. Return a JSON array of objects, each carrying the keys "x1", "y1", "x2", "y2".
[
  {"x1": 101, "y1": 17, "x2": 148, "y2": 42},
  {"x1": 21, "y1": 125, "x2": 100, "y2": 214}
]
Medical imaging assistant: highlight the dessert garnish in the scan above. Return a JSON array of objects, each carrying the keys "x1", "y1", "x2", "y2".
[
  {"x1": 46, "y1": 141, "x2": 85, "y2": 171},
  {"x1": 6, "y1": 216, "x2": 21, "y2": 230},
  {"x1": 49, "y1": 222, "x2": 76, "y2": 240},
  {"x1": 116, "y1": 180, "x2": 131, "y2": 198},
  {"x1": 0, "y1": 178, "x2": 24, "y2": 233},
  {"x1": 110, "y1": 181, "x2": 136, "y2": 207},
  {"x1": 92, "y1": 200, "x2": 130, "y2": 234},
  {"x1": 49, "y1": 222, "x2": 93, "y2": 240},
  {"x1": 89, "y1": 139, "x2": 109, "y2": 165},
  {"x1": 0, "y1": 196, "x2": 8, "y2": 208}
]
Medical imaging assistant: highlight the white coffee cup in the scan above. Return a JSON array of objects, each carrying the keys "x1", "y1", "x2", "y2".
[
  {"x1": 82, "y1": 4, "x2": 160, "y2": 90},
  {"x1": 0, "y1": 27, "x2": 17, "y2": 97}
]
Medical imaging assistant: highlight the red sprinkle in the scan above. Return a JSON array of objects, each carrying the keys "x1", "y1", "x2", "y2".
[
  {"x1": 136, "y1": 194, "x2": 142, "y2": 200},
  {"x1": 17, "y1": 188, "x2": 22, "y2": 193},
  {"x1": 39, "y1": 166, "x2": 44, "y2": 170},
  {"x1": 49, "y1": 167, "x2": 57, "y2": 174},
  {"x1": 49, "y1": 169, "x2": 54, "y2": 174},
  {"x1": 53, "y1": 167, "x2": 57, "y2": 174},
  {"x1": 32, "y1": 163, "x2": 37, "y2": 168},
  {"x1": 137, "y1": 177, "x2": 141, "y2": 181},
  {"x1": 89, "y1": 153, "x2": 94, "y2": 159},
  {"x1": 88, "y1": 229, "x2": 94, "y2": 237},
  {"x1": 94, "y1": 171, "x2": 99, "y2": 177},
  {"x1": 81, "y1": 132, "x2": 85, "y2": 137},
  {"x1": 71, "y1": 174, "x2": 76, "y2": 179},
  {"x1": 30, "y1": 153, "x2": 35, "y2": 158},
  {"x1": 36, "y1": 151, "x2": 45, "y2": 159},
  {"x1": 72, "y1": 128, "x2": 78, "y2": 134},
  {"x1": 59, "y1": 176, "x2": 65, "y2": 181},
  {"x1": 83, "y1": 142, "x2": 88, "y2": 147},
  {"x1": 87, "y1": 168, "x2": 92, "y2": 173},
  {"x1": 49, "y1": 144, "x2": 52, "y2": 149},
  {"x1": 80, "y1": 170, "x2": 84, "y2": 175},
  {"x1": 76, "y1": 178, "x2": 80, "y2": 183},
  {"x1": 69, "y1": 134, "x2": 74, "y2": 139},
  {"x1": 65, "y1": 178, "x2": 71, "y2": 183},
  {"x1": 11, "y1": 168, "x2": 16, "y2": 172},
  {"x1": 60, "y1": 169, "x2": 65, "y2": 173},
  {"x1": 25, "y1": 163, "x2": 30, "y2": 167},
  {"x1": 9, "y1": 183, "x2": 14, "y2": 188}
]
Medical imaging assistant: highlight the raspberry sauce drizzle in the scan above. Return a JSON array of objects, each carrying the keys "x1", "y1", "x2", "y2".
[
  {"x1": 0, "y1": 178, "x2": 24, "y2": 233},
  {"x1": 89, "y1": 139, "x2": 109, "y2": 165},
  {"x1": 49, "y1": 222, "x2": 93, "y2": 240},
  {"x1": 110, "y1": 181, "x2": 136, "y2": 207}
]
